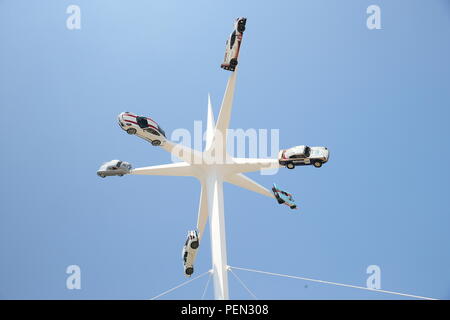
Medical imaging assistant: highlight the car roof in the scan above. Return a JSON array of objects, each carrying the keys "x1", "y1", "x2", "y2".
[
  {"x1": 285, "y1": 146, "x2": 306, "y2": 157},
  {"x1": 123, "y1": 113, "x2": 159, "y2": 126}
]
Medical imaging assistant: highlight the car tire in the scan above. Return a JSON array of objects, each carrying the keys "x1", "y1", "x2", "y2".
[
  {"x1": 99, "y1": 174, "x2": 106, "y2": 178},
  {"x1": 277, "y1": 199, "x2": 284, "y2": 204},
  {"x1": 190, "y1": 241, "x2": 199, "y2": 250},
  {"x1": 237, "y1": 25, "x2": 245, "y2": 33},
  {"x1": 287, "y1": 163, "x2": 295, "y2": 169},
  {"x1": 126, "y1": 128, "x2": 137, "y2": 135},
  {"x1": 185, "y1": 267, "x2": 194, "y2": 276},
  {"x1": 313, "y1": 161, "x2": 322, "y2": 168},
  {"x1": 151, "y1": 140, "x2": 161, "y2": 146},
  {"x1": 230, "y1": 59, "x2": 238, "y2": 67}
]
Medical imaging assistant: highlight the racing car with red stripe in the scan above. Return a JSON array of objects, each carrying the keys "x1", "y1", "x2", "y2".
[{"x1": 118, "y1": 112, "x2": 166, "y2": 146}]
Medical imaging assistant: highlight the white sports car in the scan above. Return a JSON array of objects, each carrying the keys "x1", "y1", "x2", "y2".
[
  {"x1": 279, "y1": 145, "x2": 329, "y2": 169},
  {"x1": 181, "y1": 230, "x2": 199, "y2": 277},
  {"x1": 118, "y1": 112, "x2": 166, "y2": 146},
  {"x1": 220, "y1": 17, "x2": 247, "y2": 72}
]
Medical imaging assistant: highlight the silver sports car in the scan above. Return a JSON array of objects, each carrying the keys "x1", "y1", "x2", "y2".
[{"x1": 97, "y1": 160, "x2": 132, "y2": 178}]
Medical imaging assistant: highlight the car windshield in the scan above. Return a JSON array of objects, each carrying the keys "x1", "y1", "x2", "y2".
[
  {"x1": 304, "y1": 147, "x2": 311, "y2": 158},
  {"x1": 116, "y1": 161, "x2": 122, "y2": 167},
  {"x1": 230, "y1": 31, "x2": 236, "y2": 49},
  {"x1": 136, "y1": 117, "x2": 149, "y2": 128}
]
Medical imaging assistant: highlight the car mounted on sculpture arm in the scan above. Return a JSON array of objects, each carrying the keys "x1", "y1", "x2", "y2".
[
  {"x1": 118, "y1": 112, "x2": 167, "y2": 146},
  {"x1": 97, "y1": 160, "x2": 132, "y2": 178},
  {"x1": 182, "y1": 230, "x2": 199, "y2": 277},
  {"x1": 279, "y1": 145, "x2": 329, "y2": 169},
  {"x1": 272, "y1": 184, "x2": 297, "y2": 210},
  {"x1": 220, "y1": 17, "x2": 247, "y2": 72}
]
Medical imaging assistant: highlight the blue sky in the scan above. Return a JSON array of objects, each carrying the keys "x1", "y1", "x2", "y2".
[{"x1": 1, "y1": 0, "x2": 450, "y2": 299}]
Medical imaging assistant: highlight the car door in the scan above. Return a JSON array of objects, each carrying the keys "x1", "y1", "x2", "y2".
[{"x1": 291, "y1": 154, "x2": 306, "y2": 165}]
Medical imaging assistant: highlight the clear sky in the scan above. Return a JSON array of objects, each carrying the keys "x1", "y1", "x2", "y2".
[{"x1": 1, "y1": 0, "x2": 450, "y2": 299}]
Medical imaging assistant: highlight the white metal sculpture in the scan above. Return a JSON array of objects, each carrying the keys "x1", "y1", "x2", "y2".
[{"x1": 130, "y1": 70, "x2": 279, "y2": 299}]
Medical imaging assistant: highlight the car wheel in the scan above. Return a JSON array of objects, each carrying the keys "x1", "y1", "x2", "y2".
[
  {"x1": 185, "y1": 267, "x2": 194, "y2": 276},
  {"x1": 230, "y1": 59, "x2": 238, "y2": 67},
  {"x1": 237, "y1": 25, "x2": 246, "y2": 33},
  {"x1": 126, "y1": 128, "x2": 137, "y2": 135},
  {"x1": 99, "y1": 174, "x2": 106, "y2": 178},
  {"x1": 151, "y1": 140, "x2": 161, "y2": 146},
  {"x1": 190, "y1": 241, "x2": 199, "y2": 249},
  {"x1": 277, "y1": 199, "x2": 284, "y2": 204},
  {"x1": 287, "y1": 163, "x2": 295, "y2": 169},
  {"x1": 313, "y1": 161, "x2": 322, "y2": 168}
]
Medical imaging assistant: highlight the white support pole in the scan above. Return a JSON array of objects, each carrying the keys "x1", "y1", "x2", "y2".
[{"x1": 206, "y1": 170, "x2": 229, "y2": 300}]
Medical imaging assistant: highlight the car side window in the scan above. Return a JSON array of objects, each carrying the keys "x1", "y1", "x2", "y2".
[
  {"x1": 158, "y1": 126, "x2": 166, "y2": 137},
  {"x1": 145, "y1": 128, "x2": 160, "y2": 136},
  {"x1": 290, "y1": 153, "x2": 304, "y2": 159}
]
